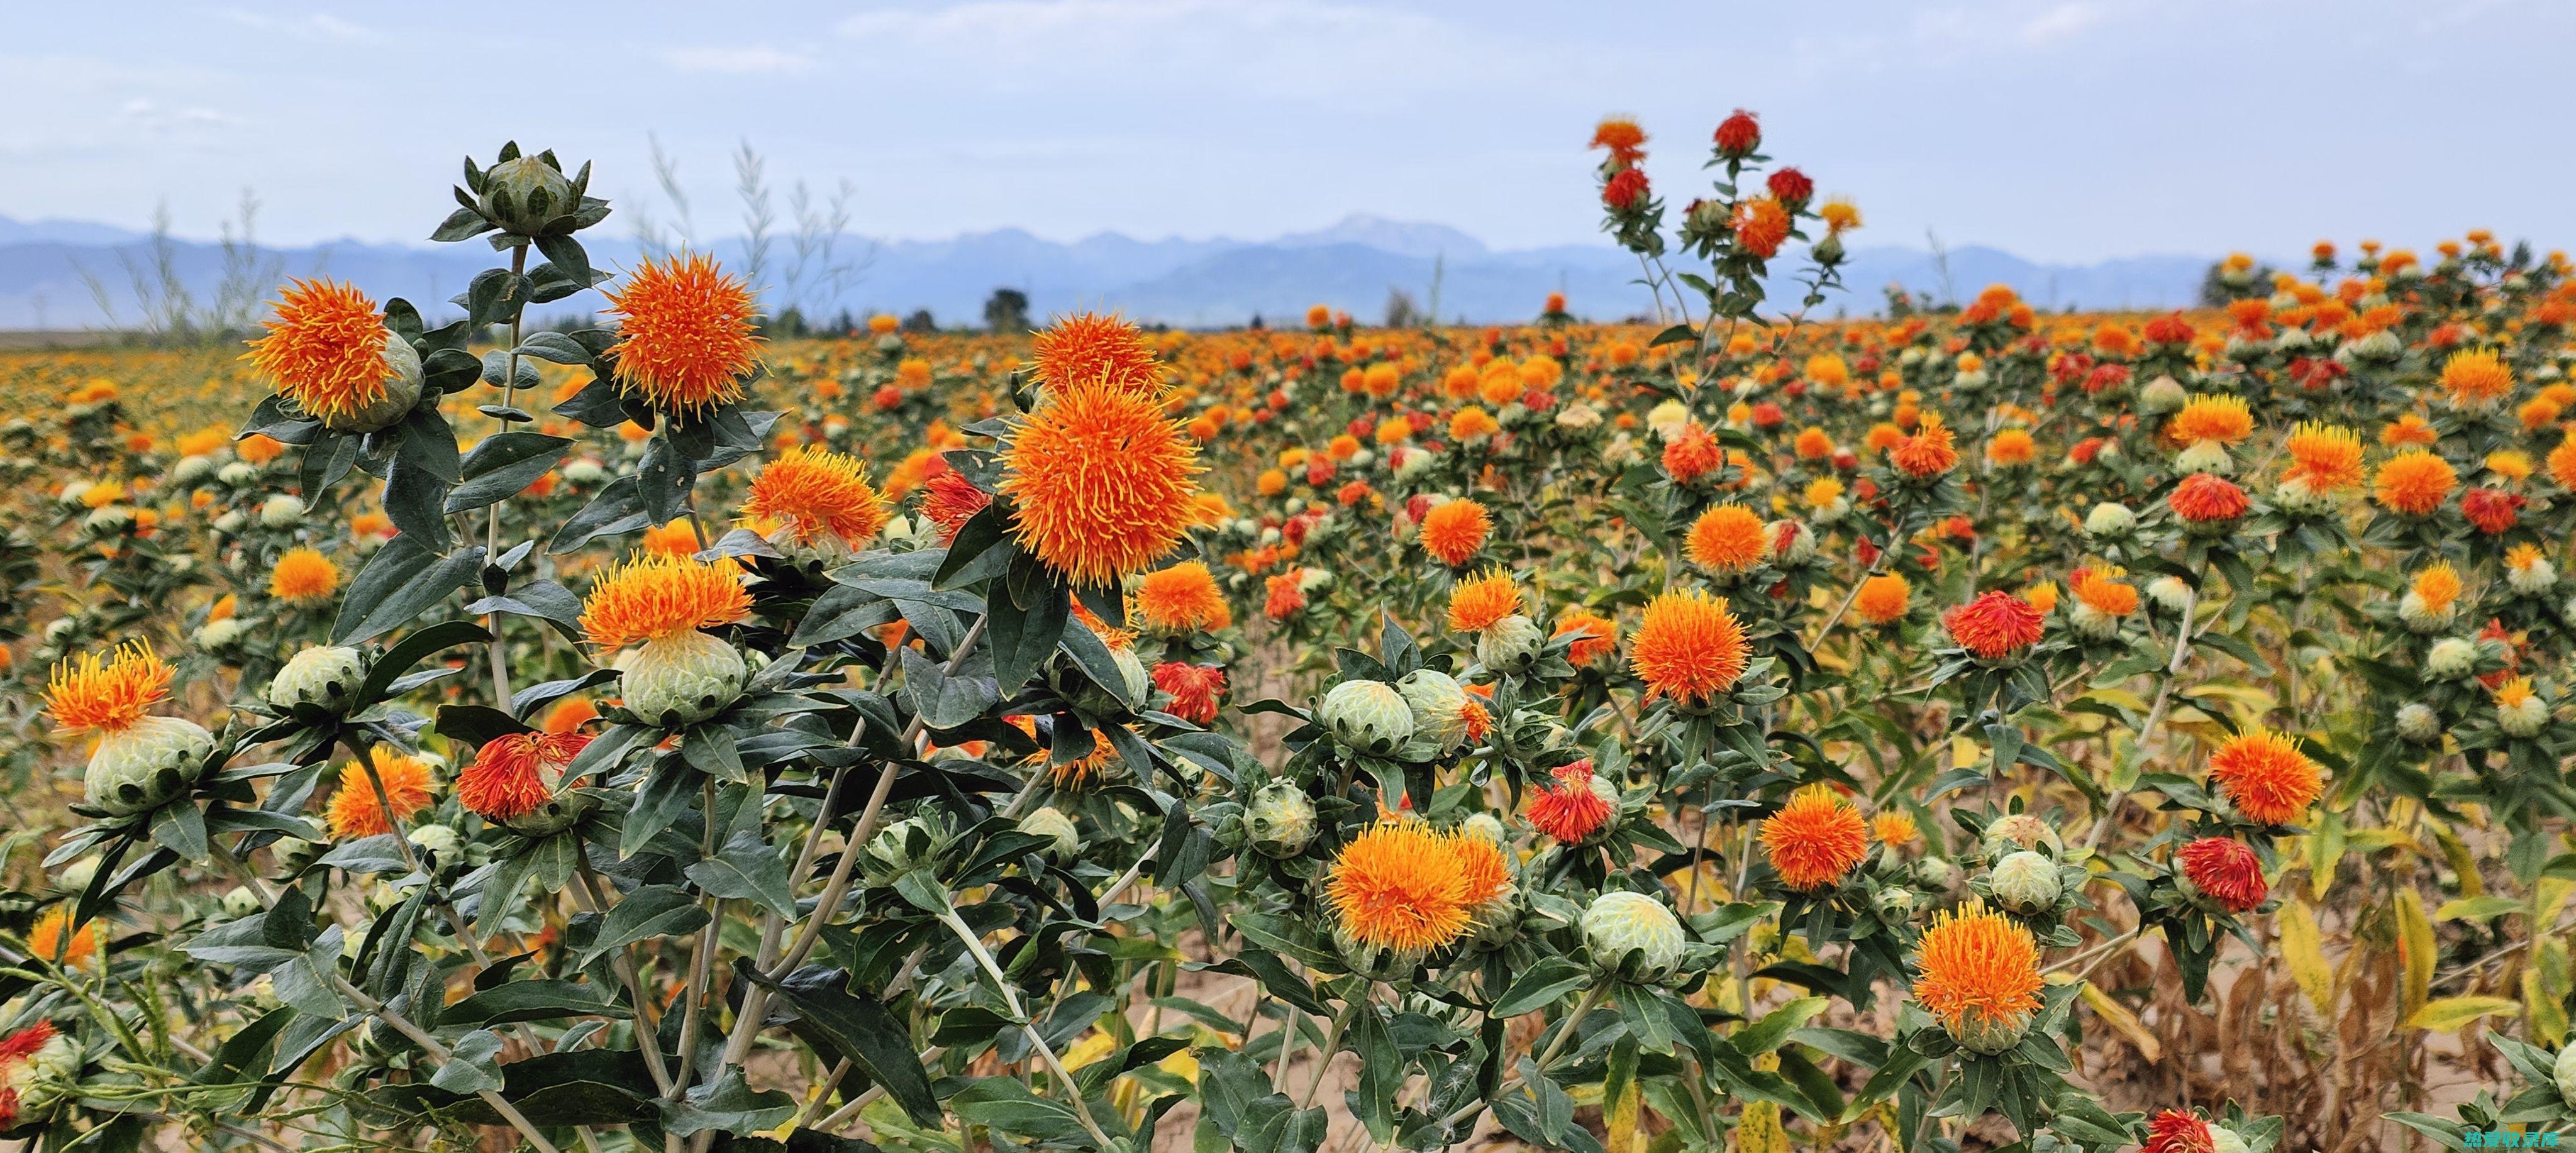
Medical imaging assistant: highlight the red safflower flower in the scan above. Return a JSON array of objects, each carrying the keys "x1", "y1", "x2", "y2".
[
  {"x1": 2167, "y1": 472, "x2": 2249, "y2": 523},
  {"x1": 1527, "y1": 759, "x2": 1613, "y2": 843},
  {"x1": 2178, "y1": 837, "x2": 2268, "y2": 913},
  {"x1": 458, "y1": 731, "x2": 594, "y2": 821},
  {"x1": 2463, "y1": 487, "x2": 2525, "y2": 534},
  {"x1": 1603, "y1": 168, "x2": 1651, "y2": 211},
  {"x1": 921, "y1": 470, "x2": 991, "y2": 544},
  {"x1": 1943, "y1": 591, "x2": 2045, "y2": 659},
  {"x1": 1765, "y1": 167, "x2": 1814, "y2": 207},
  {"x1": 2142, "y1": 314, "x2": 2195, "y2": 346},
  {"x1": 1151, "y1": 662, "x2": 1226, "y2": 724},
  {"x1": 2144, "y1": 1111, "x2": 2216, "y2": 1153},
  {"x1": 1713, "y1": 109, "x2": 1761, "y2": 158}
]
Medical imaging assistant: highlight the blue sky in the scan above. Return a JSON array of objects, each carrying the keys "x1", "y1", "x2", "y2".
[{"x1": 4, "y1": 0, "x2": 2571, "y2": 261}]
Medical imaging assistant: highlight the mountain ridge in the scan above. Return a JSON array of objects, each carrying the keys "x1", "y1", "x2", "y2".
[{"x1": 0, "y1": 211, "x2": 2223, "y2": 330}]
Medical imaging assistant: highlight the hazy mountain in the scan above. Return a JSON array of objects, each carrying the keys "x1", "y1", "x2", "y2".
[{"x1": 0, "y1": 211, "x2": 2221, "y2": 331}]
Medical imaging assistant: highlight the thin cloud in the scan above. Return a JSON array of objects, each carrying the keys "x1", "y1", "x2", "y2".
[
  {"x1": 662, "y1": 45, "x2": 817, "y2": 75},
  {"x1": 216, "y1": 9, "x2": 383, "y2": 43}
]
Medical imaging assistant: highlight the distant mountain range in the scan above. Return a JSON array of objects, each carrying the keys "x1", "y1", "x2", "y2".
[{"x1": 0, "y1": 211, "x2": 2222, "y2": 331}]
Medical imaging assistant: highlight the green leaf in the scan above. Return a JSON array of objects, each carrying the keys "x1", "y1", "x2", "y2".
[
  {"x1": 1491, "y1": 957, "x2": 1589, "y2": 1017},
  {"x1": 445, "y1": 433, "x2": 572, "y2": 513},
  {"x1": 742, "y1": 964, "x2": 943, "y2": 1127},
  {"x1": 514, "y1": 331, "x2": 590, "y2": 365},
  {"x1": 148, "y1": 803, "x2": 209, "y2": 863},
  {"x1": 574, "y1": 885, "x2": 709, "y2": 968},
  {"x1": 948, "y1": 1076, "x2": 1087, "y2": 1142},
  {"x1": 357, "y1": 619, "x2": 492, "y2": 705},
  {"x1": 665, "y1": 1068, "x2": 796, "y2": 1137},
  {"x1": 686, "y1": 827, "x2": 796, "y2": 920},
  {"x1": 428, "y1": 1029, "x2": 505, "y2": 1095},
  {"x1": 1732, "y1": 996, "x2": 1829, "y2": 1057},
  {"x1": 987, "y1": 560, "x2": 1069, "y2": 697},
  {"x1": 444, "y1": 979, "x2": 628, "y2": 1027},
  {"x1": 335, "y1": 539, "x2": 488, "y2": 645}
]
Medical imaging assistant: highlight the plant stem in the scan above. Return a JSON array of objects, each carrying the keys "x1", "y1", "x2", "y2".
[
  {"x1": 323, "y1": 969, "x2": 561, "y2": 1153},
  {"x1": 667, "y1": 776, "x2": 725, "y2": 1098},
  {"x1": 483, "y1": 242, "x2": 531, "y2": 705},
  {"x1": 571, "y1": 858, "x2": 677, "y2": 1095},
  {"x1": 1299, "y1": 999, "x2": 1353, "y2": 1110},
  {"x1": 1440, "y1": 985, "x2": 1604, "y2": 1129},
  {"x1": 699, "y1": 612, "x2": 990, "y2": 1135},
  {"x1": 938, "y1": 908, "x2": 1118, "y2": 1148},
  {"x1": 2082, "y1": 586, "x2": 2199, "y2": 856}
]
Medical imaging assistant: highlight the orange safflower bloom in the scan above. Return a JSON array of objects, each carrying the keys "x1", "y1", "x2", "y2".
[
  {"x1": 1890, "y1": 414, "x2": 1960, "y2": 478},
  {"x1": 1588, "y1": 118, "x2": 1647, "y2": 165},
  {"x1": 1854, "y1": 573, "x2": 1913, "y2": 626},
  {"x1": 1685, "y1": 504, "x2": 1770, "y2": 574},
  {"x1": 325, "y1": 746, "x2": 436, "y2": 839},
  {"x1": 1449, "y1": 406, "x2": 1501, "y2": 441},
  {"x1": 1000, "y1": 377, "x2": 1204, "y2": 587},
  {"x1": 1732, "y1": 197, "x2": 1792, "y2": 258},
  {"x1": 1872, "y1": 811, "x2": 1919, "y2": 846},
  {"x1": 2280, "y1": 423, "x2": 2364, "y2": 492},
  {"x1": 1662, "y1": 423, "x2": 1724, "y2": 483},
  {"x1": 242, "y1": 279, "x2": 394, "y2": 424},
  {"x1": 1761, "y1": 785, "x2": 1871, "y2": 890},
  {"x1": 1552, "y1": 611, "x2": 1619, "y2": 666},
  {"x1": 1028, "y1": 312, "x2": 1165, "y2": 396},
  {"x1": 604, "y1": 254, "x2": 762, "y2": 414},
  {"x1": 1131, "y1": 561, "x2": 1232, "y2": 634},
  {"x1": 1910, "y1": 901, "x2": 2043, "y2": 1039},
  {"x1": 541, "y1": 697, "x2": 599, "y2": 734},
  {"x1": 269, "y1": 548, "x2": 341, "y2": 603},
  {"x1": 1446, "y1": 568, "x2": 1521, "y2": 634},
  {"x1": 2379, "y1": 414, "x2": 2440, "y2": 448},
  {"x1": 1986, "y1": 428, "x2": 2036, "y2": 466},
  {"x1": 579, "y1": 552, "x2": 751, "y2": 649},
  {"x1": 2439, "y1": 349, "x2": 2513, "y2": 407},
  {"x1": 2166, "y1": 395, "x2": 2252, "y2": 446},
  {"x1": 2372, "y1": 450, "x2": 2458, "y2": 516},
  {"x1": 1263, "y1": 569, "x2": 1306, "y2": 619},
  {"x1": 27, "y1": 906, "x2": 97, "y2": 968},
  {"x1": 1793, "y1": 428, "x2": 1835, "y2": 460},
  {"x1": 45, "y1": 642, "x2": 172, "y2": 736},
  {"x1": 2206, "y1": 728, "x2": 2322, "y2": 825},
  {"x1": 1629, "y1": 588, "x2": 1750, "y2": 705},
  {"x1": 2070, "y1": 567, "x2": 2140, "y2": 617},
  {"x1": 1326, "y1": 822, "x2": 1487, "y2": 953},
  {"x1": 1418, "y1": 499, "x2": 1492, "y2": 566},
  {"x1": 741, "y1": 446, "x2": 889, "y2": 549}
]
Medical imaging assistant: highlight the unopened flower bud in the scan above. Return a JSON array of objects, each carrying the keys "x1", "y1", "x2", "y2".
[{"x1": 1582, "y1": 890, "x2": 1687, "y2": 983}]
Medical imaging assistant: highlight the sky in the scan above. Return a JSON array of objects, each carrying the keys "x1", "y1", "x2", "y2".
[{"x1": 4, "y1": 0, "x2": 2572, "y2": 263}]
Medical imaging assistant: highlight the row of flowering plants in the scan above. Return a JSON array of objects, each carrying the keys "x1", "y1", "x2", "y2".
[{"x1": 3, "y1": 114, "x2": 2576, "y2": 1153}]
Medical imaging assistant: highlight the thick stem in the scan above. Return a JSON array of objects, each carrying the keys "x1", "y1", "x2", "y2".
[
  {"x1": 668, "y1": 777, "x2": 726, "y2": 1097},
  {"x1": 482, "y1": 242, "x2": 531, "y2": 705}
]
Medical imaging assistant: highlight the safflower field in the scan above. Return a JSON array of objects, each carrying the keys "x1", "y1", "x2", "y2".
[{"x1": 0, "y1": 114, "x2": 2572, "y2": 1153}]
